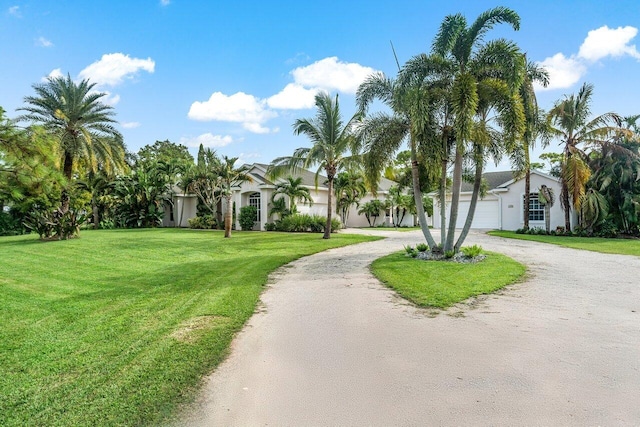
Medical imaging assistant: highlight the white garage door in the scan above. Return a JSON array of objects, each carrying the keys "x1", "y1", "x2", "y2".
[{"x1": 455, "y1": 199, "x2": 500, "y2": 229}]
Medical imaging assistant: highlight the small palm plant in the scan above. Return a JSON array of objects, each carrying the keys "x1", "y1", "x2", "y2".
[{"x1": 538, "y1": 185, "x2": 555, "y2": 233}]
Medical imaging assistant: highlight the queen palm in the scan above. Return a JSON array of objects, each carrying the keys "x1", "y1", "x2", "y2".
[
  {"x1": 271, "y1": 176, "x2": 313, "y2": 215},
  {"x1": 270, "y1": 92, "x2": 361, "y2": 239},
  {"x1": 548, "y1": 83, "x2": 624, "y2": 231},
  {"x1": 18, "y1": 74, "x2": 125, "y2": 212},
  {"x1": 216, "y1": 156, "x2": 252, "y2": 238}
]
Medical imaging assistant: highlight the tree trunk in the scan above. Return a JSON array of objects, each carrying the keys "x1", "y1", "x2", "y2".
[
  {"x1": 439, "y1": 158, "x2": 447, "y2": 247},
  {"x1": 323, "y1": 177, "x2": 333, "y2": 239},
  {"x1": 60, "y1": 152, "x2": 74, "y2": 213},
  {"x1": 224, "y1": 194, "x2": 233, "y2": 238},
  {"x1": 409, "y1": 137, "x2": 437, "y2": 248},
  {"x1": 445, "y1": 149, "x2": 463, "y2": 252},
  {"x1": 92, "y1": 203, "x2": 99, "y2": 230},
  {"x1": 524, "y1": 167, "x2": 531, "y2": 230},
  {"x1": 545, "y1": 205, "x2": 551, "y2": 233},
  {"x1": 455, "y1": 158, "x2": 483, "y2": 252},
  {"x1": 562, "y1": 181, "x2": 571, "y2": 231}
]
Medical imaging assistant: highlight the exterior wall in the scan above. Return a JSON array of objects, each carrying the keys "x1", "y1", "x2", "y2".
[
  {"x1": 432, "y1": 194, "x2": 500, "y2": 229},
  {"x1": 499, "y1": 174, "x2": 567, "y2": 231},
  {"x1": 162, "y1": 195, "x2": 197, "y2": 227},
  {"x1": 431, "y1": 173, "x2": 570, "y2": 231}
]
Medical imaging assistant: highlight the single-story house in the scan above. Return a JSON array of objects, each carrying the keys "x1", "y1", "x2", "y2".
[
  {"x1": 431, "y1": 170, "x2": 572, "y2": 231},
  {"x1": 164, "y1": 163, "x2": 419, "y2": 230}
]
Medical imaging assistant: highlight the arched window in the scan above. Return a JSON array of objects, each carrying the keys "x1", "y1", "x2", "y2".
[{"x1": 249, "y1": 192, "x2": 261, "y2": 222}]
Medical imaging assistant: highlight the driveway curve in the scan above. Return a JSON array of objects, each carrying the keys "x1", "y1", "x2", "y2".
[{"x1": 178, "y1": 229, "x2": 640, "y2": 426}]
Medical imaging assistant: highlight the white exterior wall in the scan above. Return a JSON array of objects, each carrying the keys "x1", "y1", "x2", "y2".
[{"x1": 500, "y1": 174, "x2": 567, "y2": 231}]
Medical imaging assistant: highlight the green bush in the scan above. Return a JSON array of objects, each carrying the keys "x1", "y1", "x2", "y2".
[
  {"x1": 461, "y1": 244, "x2": 483, "y2": 258},
  {"x1": 416, "y1": 243, "x2": 429, "y2": 252},
  {"x1": 239, "y1": 206, "x2": 257, "y2": 231},
  {"x1": 188, "y1": 215, "x2": 217, "y2": 229},
  {"x1": 273, "y1": 214, "x2": 340, "y2": 233},
  {"x1": 264, "y1": 222, "x2": 276, "y2": 231},
  {"x1": 0, "y1": 210, "x2": 25, "y2": 236}
]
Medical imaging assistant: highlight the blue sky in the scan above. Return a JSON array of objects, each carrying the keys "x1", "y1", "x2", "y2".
[{"x1": 2, "y1": 0, "x2": 639, "y2": 171}]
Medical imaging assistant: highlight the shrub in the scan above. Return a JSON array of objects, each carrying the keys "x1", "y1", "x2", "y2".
[
  {"x1": 239, "y1": 206, "x2": 257, "y2": 231},
  {"x1": 416, "y1": 243, "x2": 429, "y2": 252},
  {"x1": 23, "y1": 208, "x2": 87, "y2": 240},
  {"x1": 188, "y1": 215, "x2": 217, "y2": 229},
  {"x1": 444, "y1": 250, "x2": 455, "y2": 259},
  {"x1": 0, "y1": 209, "x2": 25, "y2": 236},
  {"x1": 264, "y1": 222, "x2": 276, "y2": 231},
  {"x1": 461, "y1": 244, "x2": 483, "y2": 258},
  {"x1": 273, "y1": 214, "x2": 340, "y2": 233}
]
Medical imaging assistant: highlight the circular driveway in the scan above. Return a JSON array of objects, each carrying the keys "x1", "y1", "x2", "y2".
[{"x1": 179, "y1": 229, "x2": 640, "y2": 426}]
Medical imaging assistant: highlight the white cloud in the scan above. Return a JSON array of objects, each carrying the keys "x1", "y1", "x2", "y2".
[
  {"x1": 97, "y1": 91, "x2": 120, "y2": 106},
  {"x1": 535, "y1": 53, "x2": 587, "y2": 91},
  {"x1": 42, "y1": 68, "x2": 63, "y2": 82},
  {"x1": 78, "y1": 53, "x2": 155, "y2": 87},
  {"x1": 291, "y1": 56, "x2": 376, "y2": 94},
  {"x1": 121, "y1": 122, "x2": 140, "y2": 129},
  {"x1": 160, "y1": 0, "x2": 170, "y2": 5},
  {"x1": 578, "y1": 25, "x2": 640, "y2": 62},
  {"x1": 188, "y1": 91, "x2": 277, "y2": 133},
  {"x1": 267, "y1": 83, "x2": 318, "y2": 110},
  {"x1": 236, "y1": 152, "x2": 261, "y2": 166},
  {"x1": 36, "y1": 37, "x2": 53, "y2": 48},
  {"x1": 180, "y1": 133, "x2": 235, "y2": 148},
  {"x1": 8, "y1": 6, "x2": 20, "y2": 17}
]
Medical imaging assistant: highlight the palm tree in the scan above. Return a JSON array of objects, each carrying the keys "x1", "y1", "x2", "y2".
[
  {"x1": 333, "y1": 170, "x2": 367, "y2": 227},
  {"x1": 538, "y1": 184, "x2": 555, "y2": 233},
  {"x1": 270, "y1": 92, "x2": 361, "y2": 239},
  {"x1": 356, "y1": 70, "x2": 444, "y2": 248},
  {"x1": 429, "y1": 6, "x2": 522, "y2": 252},
  {"x1": 547, "y1": 83, "x2": 624, "y2": 231},
  {"x1": 513, "y1": 58, "x2": 550, "y2": 230},
  {"x1": 271, "y1": 176, "x2": 313, "y2": 215},
  {"x1": 18, "y1": 74, "x2": 125, "y2": 213},
  {"x1": 216, "y1": 156, "x2": 252, "y2": 238},
  {"x1": 358, "y1": 199, "x2": 385, "y2": 227}
]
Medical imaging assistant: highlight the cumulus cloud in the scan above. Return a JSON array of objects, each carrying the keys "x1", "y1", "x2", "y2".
[
  {"x1": 188, "y1": 92, "x2": 277, "y2": 134},
  {"x1": 79, "y1": 53, "x2": 155, "y2": 87},
  {"x1": 121, "y1": 122, "x2": 140, "y2": 129},
  {"x1": 36, "y1": 37, "x2": 53, "y2": 48},
  {"x1": 291, "y1": 56, "x2": 376, "y2": 94},
  {"x1": 535, "y1": 25, "x2": 639, "y2": 91},
  {"x1": 267, "y1": 83, "x2": 318, "y2": 110},
  {"x1": 42, "y1": 68, "x2": 63, "y2": 82},
  {"x1": 236, "y1": 152, "x2": 261, "y2": 165},
  {"x1": 180, "y1": 133, "x2": 235, "y2": 148},
  {"x1": 99, "y1": 91, "x2": 121, "y2": 106},
  {"x1": 160, "y1": 0, "x2": 170, "y2": 5},
  {"x1": 578, "y1": 25, "x2": 640, "y2": 62},
  {"x1": 535, "y1": 53, "x2": 587, "y2": 91},
  {"x1": 8, "y1": 6, "x2": 20, "y2": 17}
]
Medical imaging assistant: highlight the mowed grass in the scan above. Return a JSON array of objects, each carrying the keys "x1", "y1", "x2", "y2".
[
  {"x1": 488, "y1": 230, "x2": 640, "y2": 256},
  {"x1": 371, "y1": 252, "x2": 525, "y2": 308},
  {"x1": 0, "y1": 229, "x2": 379, "y2": 426}
]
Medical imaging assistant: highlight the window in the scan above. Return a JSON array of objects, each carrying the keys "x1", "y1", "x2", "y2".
[
  {"x1": 249, "y1": 192, "x2": 261, "y2": 222},
  {"x1": 524, "y1": 193, "x2": 545, "y2": 221}
]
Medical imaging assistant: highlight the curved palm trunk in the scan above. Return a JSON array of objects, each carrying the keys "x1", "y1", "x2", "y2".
[
  {"x1": 324, "y1": 176, "x2": 333, "y2": 239},
  {"x1": 410, "y1": 138, "x2": 437, "y2": 248},
  {"x1": 445, "y1": 149, "x2": 463, "y2": 252},
  {"x1": 455, "y1": 159, "x2": 483, "y2": 251},
  {"x1": 439, "y1": 159, "x2": 447, "y2": 247},
  {"x1": 224, "y1": 194, "x2": 233, "y2": 238}
]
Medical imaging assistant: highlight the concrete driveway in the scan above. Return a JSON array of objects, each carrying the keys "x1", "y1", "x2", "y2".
[{"x1": 178, "y1": 229, "x2": 640, "y2": 426}]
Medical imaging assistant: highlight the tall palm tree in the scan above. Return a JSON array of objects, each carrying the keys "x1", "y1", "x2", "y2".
[
  {"x1": 271, "y1": 176, "x2": 313, "y2": 214},
  {"x1": 18, "y1": 74, "x2": 125, "y2": 212},
  {"x1": 356, "y1": 70, "x2": 445, "y2": 248},
  {"x1": 547, "y1": 83, "x2": 624, "y2": 231},
  {"x1": 430, "y1": 6, "x2": 522, "y2": 251},
  {"x1": 216, "y1": 156, "x2": 252, "y2": 238},
  {"x1": 513, "y1": 58, "x2": 550, "y2": 230},
  {"x1": 270, "y1": 92, "x2": 361, "y2": 239}
]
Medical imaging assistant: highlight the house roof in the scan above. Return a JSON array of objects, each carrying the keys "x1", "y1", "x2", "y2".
[
  {"x1": 248, "y1": 163, "x2": 398, "y2": 193},
  {"x1": 460, "y1": 171, "x2": 517, "y2": 192}
]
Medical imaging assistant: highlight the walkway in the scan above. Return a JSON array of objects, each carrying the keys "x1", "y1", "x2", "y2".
[{"x1": 179, "y1": 229, "x2": 640, "y2": 426}]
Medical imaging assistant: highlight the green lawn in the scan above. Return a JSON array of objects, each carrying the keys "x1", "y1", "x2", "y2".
[
  {"x1": 0, "y1": 229, "x2": 379, "y2": 426},
  {"x1": 371, "y1": 252, "x2": 526, "y2": 309},
  {"x1": 488, "y1": 230, "x2": 640, "y2": 256}
]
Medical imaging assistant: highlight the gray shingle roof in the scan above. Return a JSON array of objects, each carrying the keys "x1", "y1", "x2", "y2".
[{"x1": 460, "y1": 171, "x2": 518, "y2": 192}]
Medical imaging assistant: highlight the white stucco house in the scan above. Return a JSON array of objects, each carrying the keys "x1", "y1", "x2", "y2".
[
  {"x1": 164, "y1": 163, "x2": 418, "y2": 229},
  {"x1": 431, "y1": 170, "x2": 571, "y2": 231}
]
